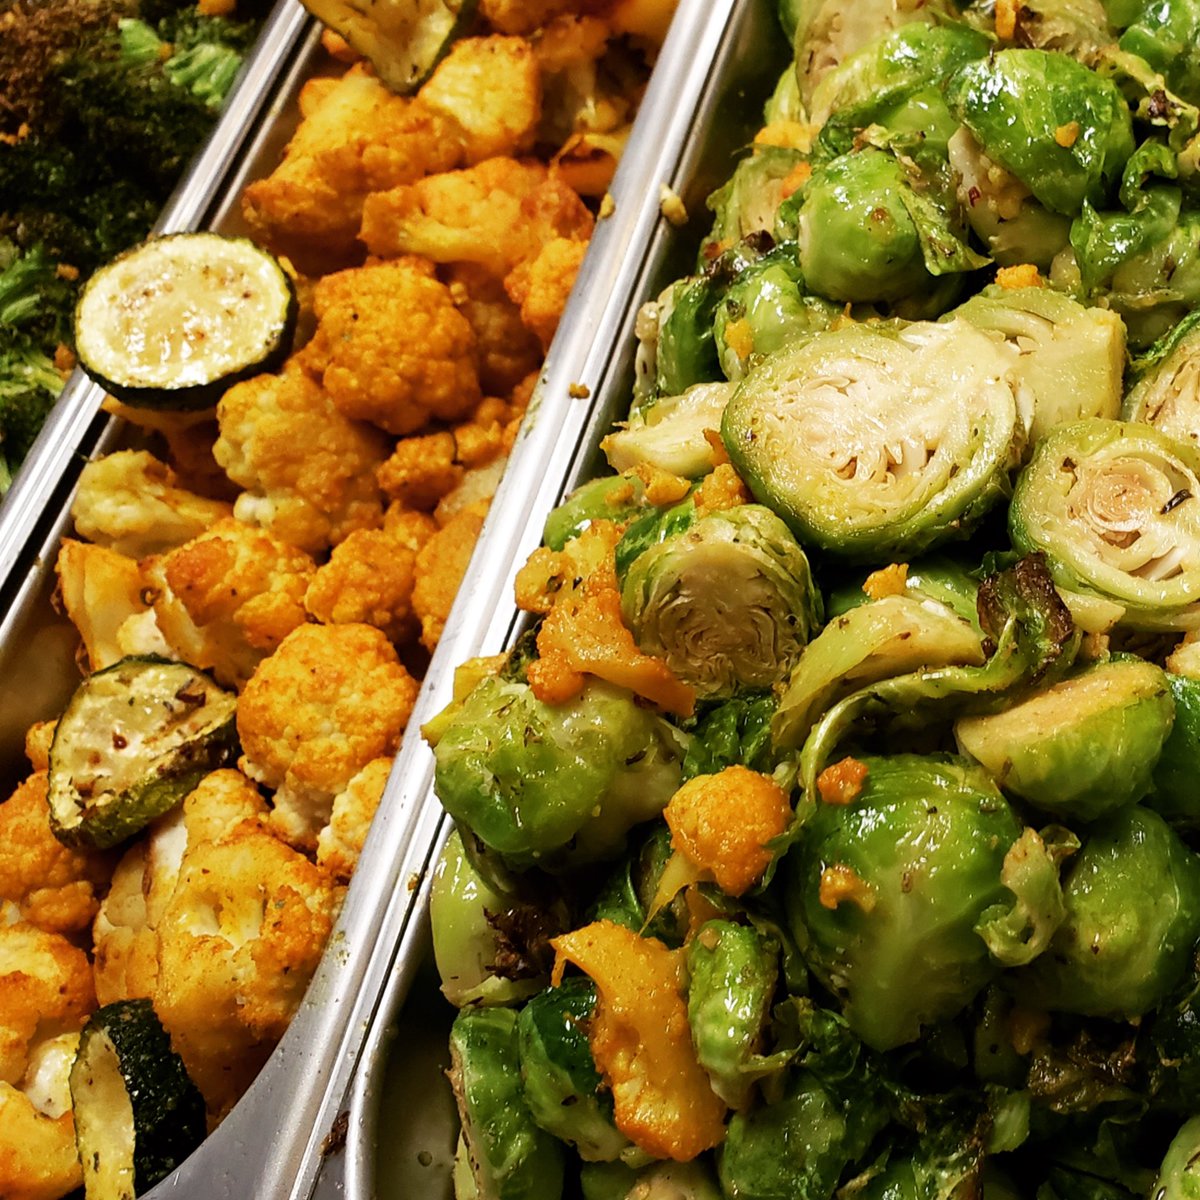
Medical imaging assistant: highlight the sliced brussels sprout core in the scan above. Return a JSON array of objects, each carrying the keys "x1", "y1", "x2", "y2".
[
  {"x1": 448, "y1": 1007, "x2": 565, "y2": 1200},
  {"x1": 602, "y1": 383, "x2": 733, "y2": 479},
  {"x1": 620, "y1": 504, "x2": 822, "y2": 700},
  {"x1": 1010, "y1": 419, "x2": 1200, "y2": 631},
  {"x1": 1124, "y1": 311, "x2": 1200, "y2": 449},
  {"x1": 955, "y1": 657, "x2": 1175, "y2": 822},
  {"x1": 722, "y1": 320, "x2": 1022, "y2": 560},
  {"x1": 945, "y1": 48, "x2": 1135, "y2": 215},
  {"x1": 786, "y1": 755, "x2": 1022, "y2": 1050},
  {"x1": 1012, "y1": 805, "x2": 1200, "y2": 1018},
  {"x1": 949, "y1": 284, "x2": 1126, "y2": 445}
]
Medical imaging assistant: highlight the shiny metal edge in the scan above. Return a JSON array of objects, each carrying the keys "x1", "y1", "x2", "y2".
[
  {"x1": 0, "y1": 0, "x2": 316, "y2": 595},
  {"x1": 340, "y1": 1, "x2": 785, "y2": 1197}
]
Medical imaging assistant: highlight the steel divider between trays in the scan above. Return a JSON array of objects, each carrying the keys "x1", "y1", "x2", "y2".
[{"x1": 341, "y1": 2, "x2": 789, "y2": 1197}]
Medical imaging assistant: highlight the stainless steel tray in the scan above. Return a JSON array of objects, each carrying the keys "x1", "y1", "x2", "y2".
[
  {"x1": 342, "y1": 2, "x2": 790, "y2": 1196},
  {"x1": 0, "y1": 4, "x2": 765, "y2": 1198}
]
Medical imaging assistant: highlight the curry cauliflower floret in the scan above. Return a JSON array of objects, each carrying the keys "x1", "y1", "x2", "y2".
[
  {"x1": 214, "y1": 365, "x2": 390, "y2": 555},
  {"x1": 298, "y1": 260, "x2": 481, "y2": 435},
  {"x1": 359, "y1": 156, "x2": 593, "y2": 277},
  {"x1": 480, "y1": 0, "x2": 575, "y2": 34},
  {"x1": 383, "y1": 503, "x2": 439, "y2": 552},
  {"x1": 24, "y1": 723, "x2": 55, "y2": 774},
  {"x1": 238, "y1": 623, "x2": 419, "y2": 850},
  {"x1": 445, "y1": 262, "x2": 542, "y2": 395},
  {"x1": 0, "y1": 921, "x2": 94, "y2": 1087},
  {"x1": 418, "y1": 36, "x2": 542, "y2": 163},
  {"x1": 377, "y1": 431, "x2": 463, "y2": 511},
  {"x1": 504, "y1": 234, "x2": 589, "y2": 350},
  {"x1": 71, "y1": 450, "x2": 233, "y2": 559},
  {"x1": 0, "y1": 1079, "x2": 83, "y2": 1200},
  {"x1": 0, "y1": 772, "x2": 114, "y2": 936},
  {"x1": 303, "y1": 529, "x2": 418, "y2": 642},
  {"x1": 241, "y1": 64, "x2": 462, "y2": 273},
  {"x1": 155, "y1": 824, "x2": 338, "y2": 1118},
  {"x1": 412, "y1": 499, "x2": 490, "y2": 652},
  {"x1": 316, "y1": 757, "x2": 392, "y2": 881},
  {"x1": 142, "y1": 518, "x2": 317, "y2": 689}
]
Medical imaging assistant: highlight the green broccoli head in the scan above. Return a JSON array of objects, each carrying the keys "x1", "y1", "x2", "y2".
[{"x1": 0, "y1": 332, "x2": 64, "y2": 491}]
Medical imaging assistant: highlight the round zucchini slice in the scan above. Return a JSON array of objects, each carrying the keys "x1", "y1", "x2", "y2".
[
  {"x1": 70, "y1": 999, "x2": 207, "y2": 1200},
  {"x1": 73, "y1": 232, "x2": 297, "y2": 410},
  {"x1": 48, "y1": 656, "x2": 238, "y2": 850}
]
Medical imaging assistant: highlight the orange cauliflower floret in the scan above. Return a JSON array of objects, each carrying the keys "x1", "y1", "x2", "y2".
[
  {"x1": 383, "y1": 504, "x2": 439, "y2": 552},
  {"x1": 412, "y1": 500, "x2": 490, "y2": 652},
  {"x1": 142, "y1": 518, "x2": 316, "y2": 689},
  {"x1": 0, "y1": 772, "x2": 114, "y2": 936},
  {"x1": 417, "y1": 36, "x2": 542, "y2": 163},
  {"x1": 237, "y1": 623, "x2": 418, "y2": 850},
  {"x1": 154, "y1": 822, "x2": 338, "y2": 1117},
  {"x1": 214, "y1": 365, "x2": 390, "y2": 555},
  {"x1": 71, "y1": 450, "x2": 232, "y2": 559},
  {"x1": 241, "y1": 64, "x2": 462, "y2": 273},
  {"x1": 445, "y1": 263, "x2": 542, "y2": 395},
  {"x1": 377, "y1": 431, "x2": 464, "y2": 510},
  {"x1": 304, "y1": 528, "x2": 418, "y2": 642},
  {"x1": 298, "y1": 260, "x2": 481, "y2": 435},
  {"x1": 0, "y1": 1075, "x2": 83, "y2": 1200},
  {"x1": 504, "y1": 235, "x2": 589, "y2": 349},
  {"x1": 317, "y1": 757, "x2": 392, "y2": 880},
  {"x1": 360, "y1": 156, "x2": 593, "y2": 277}
]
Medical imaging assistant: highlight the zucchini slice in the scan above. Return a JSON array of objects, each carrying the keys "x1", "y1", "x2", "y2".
[
  {"x1": 70, "y1": 1000, "x2": 207, "y2": 1200},
  {"x1": 48, "y1": 656, "x2": 238, "y2": 849},
  {"x1": 297, "y1": 0, "x2": 477, "y2": 94},
  {"x1": 73, "y1": 232, "x2": 297, "y2": 410}
]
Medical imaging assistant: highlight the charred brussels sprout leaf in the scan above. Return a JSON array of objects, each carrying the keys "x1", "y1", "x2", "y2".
[
  {"x1": 1009, "y1": 419, "x2": 1200, "y2": 631},
  {"x1": 945, "y1": 49, "x2": 1135, "y2": 215},
  {"x1": 785, "y1": 755, "x2": 1023, "y2": 1050},
  {"x1": 427, "y1": 677, "x2": 688, "y2": 868},
  {"x1": 721, "y1": 320, "x2": 1022, "y2": 561},
  {"x1": 1012, "y1": 805, "x2": 1200, "y2": 1017},
  {"x1": 619, "y1": 504, "x2": 822, "y2": 700}
]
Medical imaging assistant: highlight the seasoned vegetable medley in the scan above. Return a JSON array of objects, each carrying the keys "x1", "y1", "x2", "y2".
[{"x1": 423, "y1": 2, "x2": 1200, "y2": 1198}]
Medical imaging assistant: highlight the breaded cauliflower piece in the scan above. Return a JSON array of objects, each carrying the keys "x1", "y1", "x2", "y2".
[
  {"x1": 0, "y1": 772, "x2": 114, "y2": 936},
  {"x1": 359, "y1": 157, "x2": 593, "y2": 277},
  {"x1": 377, "y1": 431, "x2": 463, "y2": 510},
  {"x1": 412, "y1": 500, "x2": 490, "y2": 652},
  {"x1": 237, "y1": 624, "x2": 419, "y2": 850},
  {"x1": 241, "y1": 64, "x2": 462, "y2": 273},
  {"x1": 383, "y1": 504, "x2": 439, "y2": 552},
  {"x1": 418, "y1": 36, "x2": 541, "y2": 163},
  {"x1": 142, "y1": 518, "x2": 316, "y2": 689},
  {"x1": 155, "y1": 823, "x2": 338, "y2": 1117},
  {"x1": 303, "y1": 529, "x2": 418, "y2": 642},
  {"x1": 0, "y1": 921, "x2": 94, "y2": 1086},
  {"x1": 317, "y1": 757, "x2": 391, "y2": 880},
  {"x1": 0, "y1": 1081, "x2": 82, "y2": 1200},
  {"x1": 445, "y1": 263, "x2": 542, "y2": 395},
  {"x1": 480, "y1": 0, "x2": 575, "y2": 34},
  {"x1": 71, "y1": 450, "x2": 233, "y2": 559},
  {"x1": 298, "y1": 260, "x2": 480, "y2": 435},
  {"x1": 214, "y1": 365, "x2": 390, "y2": 555},
  {"x1": 504, "y1": 235, "x2": 589, "y2": 349}
]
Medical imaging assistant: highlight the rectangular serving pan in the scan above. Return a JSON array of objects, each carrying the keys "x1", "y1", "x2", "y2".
[
  {"x1": 0, "y1": 5, "x2": 761, "y2": 1199},
  {"x1": 340, "y1": 2, "x2": 790, "y2": 1197}
]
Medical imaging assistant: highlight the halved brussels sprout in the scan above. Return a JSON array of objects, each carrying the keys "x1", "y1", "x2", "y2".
[
  {"x1": 826, "y1": 557, "x2": 983, "y2": 628},
  {"x1": 543, "y1": 475, "x2": 649, "y2": 552},
  {"x1": 785, "y1": 754, "x2": 1022, "y2": 1049},
  {"x1": 1009, "y1": 418, "x2": 1200, "y2": 631},
  {"x1": 949, "y1": 284, "x2": 1125, "y2": 445},
  {"x1": 967, "y1": 0, "x2": 1114, "y2": 59},
  {"x1": 955, "y1": 657, "x2": 1175, "y2": 822},
  {"x1": 721, "y1": 320, "x2": 1022, "y2": 560},
  {"x1": 1011, "y1": 805, "x2": 1200, "y2": 1017},
  {"x1": 1119, "y1": 1, "x2": 1200, "y2": 105},
  {"x1": 620, "y1": 504, "x2": 822, "y2": 700},
  {"x1": 427, "y1": 677, "x2": 688, "y2": 868},
  {"x1": 1123, "y1": 311, "x2": 1200, "y2": 449},
  {"x1": 945, "y1": 48, "x2": 1135, "y2": 214},
  {"x1": 1152, "y1": 1117, "x2": 1200, "y2": 1200},
  {"x1": 1150, "y1": 672, "x2": 1200, "y2": 829},
  {"x1": 448, "y1": 1007, "x2": 565, "y2": 1200},
  {"x1": 602, "y1": 383, "x2": 733, "y2": 479},
  {"x1": 704, "y1": 146, "x2": 810, "y2": 257}
]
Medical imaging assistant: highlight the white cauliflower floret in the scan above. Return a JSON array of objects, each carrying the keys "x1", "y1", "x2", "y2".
[
  {"x1": 214, "y1": 365, "x2": 390, "y2": 555},
  {"x1": 143, "y1": 518, "x2": 317, "y2": 689},
  {"x1": 237, "y1": 624, "x2": 419, "y2": 850},
  {"x1": 71, "y1": 450, "x2": 232, "y2": 559},
  {"x1": 317, "y1": 757, "x2": 392, "y2": 880}
]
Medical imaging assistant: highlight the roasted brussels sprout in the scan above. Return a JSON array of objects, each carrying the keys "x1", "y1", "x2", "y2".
[
  {"x1": 949, "y1": 284, "x2": 1126, "y2": 444},
  {"x1": 448, "y1": 1006, "x2": 565, "y2": 1200},
  {"x1": 543, "y1": 475, "x2": 650, "y2": 552},
  {"x1": 722, "y1": 320, "x2": 1022, "y2": 560},
  {"x1": 1152, "y1": 1117, "x2": 1200, "y2": 1200},
  {"x1": 705, "y1": 146, "x2": 810, "y2": 257},
  {"x1": 1123, "y1": 311, "x2": 1200, "y2": 449},
  {"x1": 1119, "y1": 0, "x2": 1200, "y2": 105},
  {"x1": 427, "y1": 677, "x2": 688, "y2": 868},
  {"x1": 619, "y1": 504, "x2": 822, "y2": 700},
  {"x1": 581, "y1": 1160, "x2": 724, "y2": 1200},
  {"x1": 955, "y1": 657, "x2": 1175, "y2": 822},
  {"x1": 967, "y1": 0, "x2": 1114, "y2": 58},
  {"x1": 1012, "y1": 805, "x2": 1200, "y2": 1017},
  {"x1": 601, "y1": 383, "x2": 733, "y2": 479},
  {"x1": 589, "y1": 822, "x2": 690, "y2": 948},
  {"x1": 683, "y1": 692, "x2": 777, "y2": 780},
  {"x1": 945, "y1": 49, "x2": 1135, "y2": 214},
  {"x1": 656, "y1": 276, "x2": 723, "y2": 398},
  {"x1": 1009, "y1": 418, "x2": 1200, "y2": 631},
  {"x1": 1150, "y1": 672, "x2": 1200, "y2": 828},
  {"x1": 785, "y1": 755, "x2": 1023, "y2": 1049}
]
